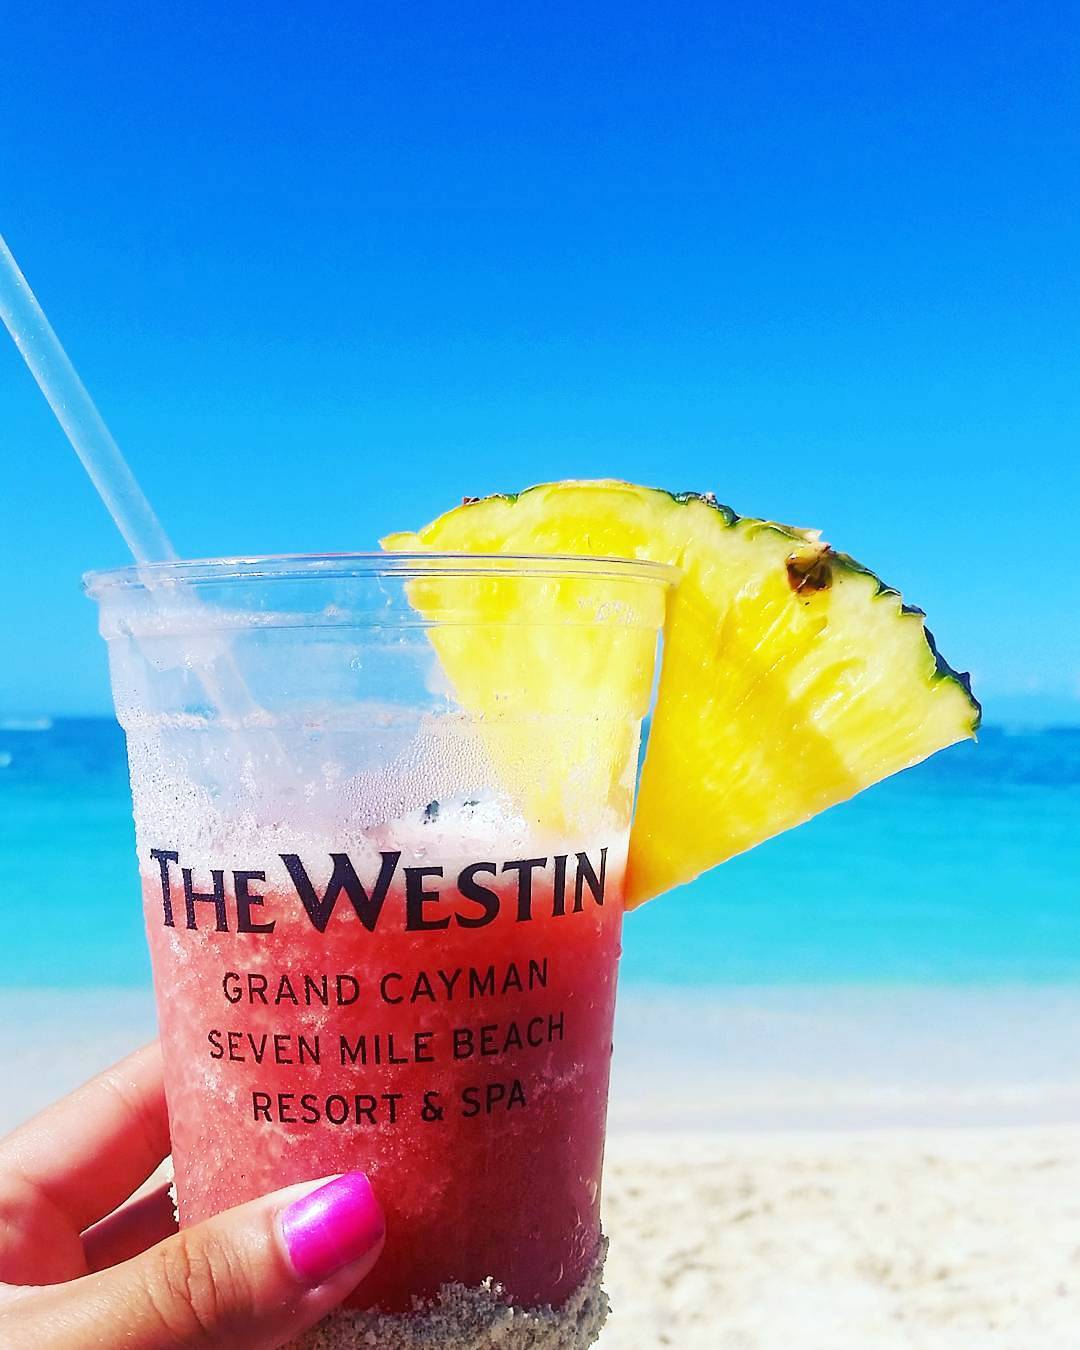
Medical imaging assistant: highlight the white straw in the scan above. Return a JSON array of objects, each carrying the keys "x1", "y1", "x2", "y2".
[
  {"x1": 0, "y1": 232, "x2": 176, "y2": 565},
  {"x1": 0, "y1": 231, "x2": 280, "y2": 744}
]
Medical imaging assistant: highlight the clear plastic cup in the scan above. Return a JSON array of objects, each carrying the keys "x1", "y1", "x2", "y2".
[{"x1": 85, "y1": 553, "x2": 673, "y2": 1344}]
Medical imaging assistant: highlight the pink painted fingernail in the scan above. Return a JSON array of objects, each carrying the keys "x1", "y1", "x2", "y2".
[{"x1": 280, "y1": 1172, "x2": 385, "y2": 1284}]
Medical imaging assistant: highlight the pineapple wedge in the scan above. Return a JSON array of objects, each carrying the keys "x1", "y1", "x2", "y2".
[{"x1": 383, "y1": 480, "x2": 979, "y2": 906}]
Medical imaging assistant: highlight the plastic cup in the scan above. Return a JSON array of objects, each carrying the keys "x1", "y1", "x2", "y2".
[{"x1": 85, "y1": 553, "x2": 673, "y2": 1343}]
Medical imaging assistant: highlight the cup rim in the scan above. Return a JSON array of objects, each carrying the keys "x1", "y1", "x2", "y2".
[{"x1": 83, "y1": 551, "x2": 680, "y2": 597}]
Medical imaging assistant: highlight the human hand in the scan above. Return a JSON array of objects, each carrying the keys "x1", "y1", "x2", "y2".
[{"x1": 0, "y1": 1042, "x2": 384, "y2": 1348}]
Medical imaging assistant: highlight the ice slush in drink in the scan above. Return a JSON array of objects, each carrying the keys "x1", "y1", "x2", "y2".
[{"x1": 147, "y1": 825, "x2": 623, "y2": 1314}]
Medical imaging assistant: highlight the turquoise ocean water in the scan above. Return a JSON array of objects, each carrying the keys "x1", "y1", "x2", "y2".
[{"x1": 0, "y1": 718, "x2": 1076, "y2": 991}]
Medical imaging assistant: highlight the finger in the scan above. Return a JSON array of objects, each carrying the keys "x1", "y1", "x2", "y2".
[
  {"x1": 0, "y1": 1042, "x2": 167, "y2": 1233},
  {"x1": 2, "y1": 1172, "x2": 385, "y2": 1350},
  {"x1": 82, "y1": 1181, "x2": 178, "y2": 1273}
]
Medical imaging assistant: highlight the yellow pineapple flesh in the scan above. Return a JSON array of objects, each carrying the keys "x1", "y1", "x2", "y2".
[{"x1": 383, "y1": 480, "x2": 979, "y2": 906}]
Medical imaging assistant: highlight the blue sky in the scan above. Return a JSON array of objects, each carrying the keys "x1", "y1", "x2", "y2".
[{"x1": 1, "y1": 1, "x2": 1077, "y2": 718}]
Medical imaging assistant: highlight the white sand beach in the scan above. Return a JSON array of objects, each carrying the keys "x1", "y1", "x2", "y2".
[
  {"x1": 603, "y1": 1128, "x2": 1080, "y2": 1349},
  {"x1": 3, "y1": 987, "x2": 1080, "y2": 1347}
]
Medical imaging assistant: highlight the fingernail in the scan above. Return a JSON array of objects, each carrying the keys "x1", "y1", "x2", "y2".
[{"x1": 280, "y1": 1172, "x2": 385, "y2": 1284}]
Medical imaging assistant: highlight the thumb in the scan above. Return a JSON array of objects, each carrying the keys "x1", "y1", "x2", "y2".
[{"x1": 14, "y1": 1172, "x2": 385, "y2": 1350}]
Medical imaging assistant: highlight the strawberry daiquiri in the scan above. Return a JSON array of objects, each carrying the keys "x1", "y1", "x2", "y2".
[
  {"x1": 88, "y1": 479, "x2": 979, "y2": 1349},
  {"x1": 88, "y1": 551, "x2": 672, "y2": 1347},
  {"x1": 146, "y1": 827, "x2": 624, "y2": 1313}
]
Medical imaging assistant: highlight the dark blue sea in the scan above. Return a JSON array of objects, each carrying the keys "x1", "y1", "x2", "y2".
[{"x1": 0, "y1": 718, "x2": 1077, "y2": 989}]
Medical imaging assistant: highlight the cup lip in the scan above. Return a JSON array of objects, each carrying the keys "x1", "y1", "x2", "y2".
[{"x1": 83, "y1": 551, "x2": 680, "y2": 598}]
